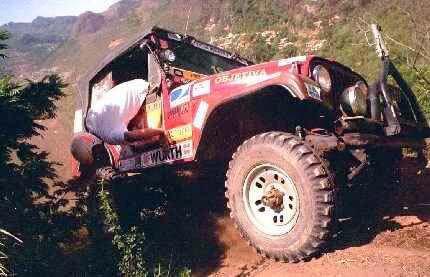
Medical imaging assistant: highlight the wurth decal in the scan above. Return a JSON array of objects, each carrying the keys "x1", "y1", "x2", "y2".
[{"x1": 118, "y1": 140, "x2": 193, "y2": 172}]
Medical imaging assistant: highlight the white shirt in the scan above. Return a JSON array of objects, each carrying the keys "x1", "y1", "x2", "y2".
[{"x1": 86, "y1": 79, "x2": 149, "y2": 145}]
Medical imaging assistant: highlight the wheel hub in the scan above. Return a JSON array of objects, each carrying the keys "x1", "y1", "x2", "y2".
[
  {"x1": 243, "y1": 163, "x2": 300, "y2": 236},
  {"x1": 261, "y1": 185, "x2": 285, "y2": 212}
]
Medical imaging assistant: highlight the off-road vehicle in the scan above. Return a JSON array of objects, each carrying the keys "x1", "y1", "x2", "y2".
[{"x1": 71, "y1": 25, "x2": 429, "y2": 261}]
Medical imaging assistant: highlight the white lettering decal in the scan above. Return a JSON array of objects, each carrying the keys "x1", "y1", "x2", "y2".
[
  {"x1": 231, "y1": 72, "x2": 281, "y2": 87},
  {"x1": 119, "y1": 158, "x2": 135, "y2": 172},
  {"x1": 193, "y1": 101, "x2": 208, "y2": 129},
  {"x1": 192, "y1": 79, "x2": 211, "y2": 97}
]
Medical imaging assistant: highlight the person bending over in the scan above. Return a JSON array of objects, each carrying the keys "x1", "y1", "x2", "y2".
[{"x1": 85, "y1": 79, "x2": 169, "y2": 147}]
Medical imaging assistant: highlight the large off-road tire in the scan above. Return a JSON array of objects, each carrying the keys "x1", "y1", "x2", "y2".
[{"x1": 225, "y1": 132, "x2": 335, "y2": 262}]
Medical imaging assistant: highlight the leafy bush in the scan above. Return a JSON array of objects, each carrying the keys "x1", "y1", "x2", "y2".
[
  {"x1": 94, "y1": 176, "x2": 192, "y2": 277},
  {"x1": 0, "y1": 229, "x2": 22, "y2": 276},
  {"x1": 0, "y1": 74, "x2": 70, "y2": 276},
  {"x1": 98, "y1": 183, "x2": 148, "y2": 276}
]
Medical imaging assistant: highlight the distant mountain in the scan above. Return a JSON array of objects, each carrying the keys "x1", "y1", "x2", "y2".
[
  {"x1": 2, "y1": 16, "x2": 77, "y2": 76},
  {"x1": 102, "y1": 0, "x2": 142, "y2": 19},
  {"x1": 0, "y1": 0, "x2": 142, "y2": 77},
  {"x1": 4, "y1": 15, "x2": 77, "y2": 38},
  {"x1": 71, "y1": 12, "x2": 106, "y2": 36}
]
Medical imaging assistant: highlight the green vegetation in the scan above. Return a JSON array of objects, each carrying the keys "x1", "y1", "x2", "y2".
[
  {"x1": 0, "y1": 28, "x2": 70, "y2": 275},
  {"x1": 98, "y1": 182, "x2": 148, "y2": 276},
  {"x1": 315, "y1": 0, "x2": 430, "y2": 119}
]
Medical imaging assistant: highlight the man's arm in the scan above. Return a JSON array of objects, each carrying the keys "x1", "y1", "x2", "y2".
[
  {"x1": 124, "y1": 128, "x2": 172, "y2": 150},
  {"x1": 124, "y1": 128, "x2": 166, "y2": 142}
]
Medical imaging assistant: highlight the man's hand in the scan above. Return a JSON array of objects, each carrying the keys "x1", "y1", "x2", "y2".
[{"x1": 160, "y1": 131, "x2": 172, "y2": 152}]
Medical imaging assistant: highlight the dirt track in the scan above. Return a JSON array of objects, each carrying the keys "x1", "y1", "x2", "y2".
[{"x1": 195, "y1": 157, "x2": 430, "y2": 277}]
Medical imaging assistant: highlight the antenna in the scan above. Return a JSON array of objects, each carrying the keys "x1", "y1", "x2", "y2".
[{"x1": 184, "y1": 4, "x2": 192, "y2": 36}]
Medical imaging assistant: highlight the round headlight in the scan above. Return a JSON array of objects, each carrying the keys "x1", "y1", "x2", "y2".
[
  {"x1": 312, "y1": 65, "x2": 332, "y2": 91},
  {"x1": 340, "y1": 82, "x2": 368, "y2": 116}
]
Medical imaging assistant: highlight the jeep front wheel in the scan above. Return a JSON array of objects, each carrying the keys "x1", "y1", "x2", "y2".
[{"x1": 225, "y1": 132, "x2": 335, "y2": 262}]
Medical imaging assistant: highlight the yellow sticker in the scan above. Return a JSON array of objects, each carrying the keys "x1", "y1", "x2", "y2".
[
  {"x1": 146, "y1": 101, "x2": 162, "y2": 128},
  {"x1": 168, "y1": 124, "x2": 192, "y2": 142}
]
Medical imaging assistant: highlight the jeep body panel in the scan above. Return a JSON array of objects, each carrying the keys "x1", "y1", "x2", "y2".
[{"x1": 117, "y1": 56, "x2": 329, "y2": 172}]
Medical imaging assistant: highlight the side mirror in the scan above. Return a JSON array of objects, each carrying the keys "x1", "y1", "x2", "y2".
[{"x1": 139, "y1": 39, "x2": 149, "y2": 50}]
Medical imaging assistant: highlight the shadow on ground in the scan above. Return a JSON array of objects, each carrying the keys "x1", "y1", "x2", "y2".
[
  {"x1": 107, "y1": 166, "x2": 230, "y2": 276},
  {"x1": 331, "y1": 156, "x2": 430, "y2": 252}
]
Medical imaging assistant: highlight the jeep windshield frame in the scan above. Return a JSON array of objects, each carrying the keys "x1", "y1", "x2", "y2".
[{"x1": 152, "y1": 27, "x2": 252, "y2": 75}]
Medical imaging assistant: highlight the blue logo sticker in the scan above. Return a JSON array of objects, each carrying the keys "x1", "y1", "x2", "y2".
[{"x1": 170, "y1": 84, "x2": 190, "y2": 108}]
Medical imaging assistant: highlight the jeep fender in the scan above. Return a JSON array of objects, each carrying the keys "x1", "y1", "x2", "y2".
[{"x1": 191, "y1": 71, "x2": 317, "y2": 161}]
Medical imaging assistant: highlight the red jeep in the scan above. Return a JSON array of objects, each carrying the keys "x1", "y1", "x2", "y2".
[{"x1": 71, "y1": 25, "x2": 428, "y2": 261}]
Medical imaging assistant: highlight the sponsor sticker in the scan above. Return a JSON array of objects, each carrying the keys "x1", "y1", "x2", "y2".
[
  {"x1": 142, "y1": 140, "x2": 193, "y2": 168},
  {"x1": 168, "y1": 124, "x2": 192, "y2": 142},
  {"x1": 192, "y1": 79, "x2": 211, "y2": 97},
  {"x1": 305, "y1": 83, "x2": 321, "y2": 101},
  {"x1": 146, "y1": 101, "x2": 162, "y2": 112},
  {"x1": 146, "y1": 101, "x2": 162, "y2": 128},
  {"x1": 167, "y1": 102, "x2": 190, "y2": 119},
  {"x1": 193, "y1": 101, "x2": 209, "y2": 129},
  {"x1": 73, "y1": 109, "x2": 83, "y2": 133},
  {"x1": 278, "y1": 56, "x2": 307, "y2": 67},
  {"x1": 119, "y1": 140, "x2": 193, "y2": 172},
  {"x1": 119, "y1": 158, "x2": 135, "y2": 172},
  {"x1": 215, "y1": 69, "x2": 266, "y2": 84},
  {"x1": 183, "y1": 70, "x2": 204, "y2": 81},
  {"x1": 169, "y1": 84, "x2": 191, "y2": 108}
]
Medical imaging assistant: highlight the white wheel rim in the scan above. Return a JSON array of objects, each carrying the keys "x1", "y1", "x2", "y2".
[{"x1": 243, "y1": 163, "x2": 300, "y2": 236}]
